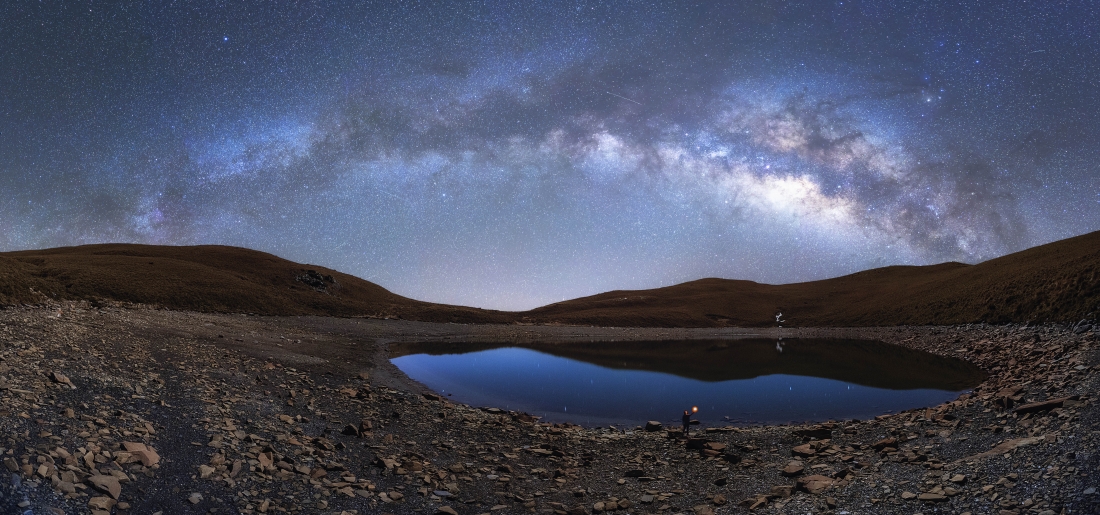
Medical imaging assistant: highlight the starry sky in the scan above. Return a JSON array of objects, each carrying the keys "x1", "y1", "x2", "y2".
[{"x1": 2, "y1": 1, "x2": 1098, "y2": 310}]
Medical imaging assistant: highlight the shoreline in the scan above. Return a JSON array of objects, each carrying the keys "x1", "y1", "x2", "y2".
[{"x1": 1, "y1": 303, "x2": 1096, "y2": 514}]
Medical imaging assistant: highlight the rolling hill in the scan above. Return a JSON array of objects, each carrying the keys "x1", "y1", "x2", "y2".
[
  {"x1": 1, "y1": 230, "x2": 1098, "y2": 327},
  {"x1": 525, "y1": 231, "x2": 1100, "y2": 327},
  {"x1": 0, "y1": 244, "x2": 511, "y2": 324}
]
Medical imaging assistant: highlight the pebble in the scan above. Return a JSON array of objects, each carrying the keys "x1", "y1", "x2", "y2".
[{"x1": 1, "y1": 306, "x2": 1095, "y2": 515}]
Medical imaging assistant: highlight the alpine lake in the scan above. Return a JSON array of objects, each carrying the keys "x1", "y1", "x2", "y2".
[{"x1": 390, "y1": 338, "x2": 986, "y2": 428}]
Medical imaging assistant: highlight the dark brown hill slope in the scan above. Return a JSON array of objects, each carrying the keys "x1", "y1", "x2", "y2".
[
  {"x1": 0, "y1": 244, "x2": 510, "y2": 323},
  {"x1": 524, "y1": 230, "x2": 1100, "y2": 327},
  {"x1": 2, "y1": 230, "x2": 1098, "y2": 326}
]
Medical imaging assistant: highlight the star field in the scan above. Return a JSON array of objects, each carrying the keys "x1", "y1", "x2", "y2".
[{"x1": 2, "y1": 1, "x2": 1098, "y2": 310}]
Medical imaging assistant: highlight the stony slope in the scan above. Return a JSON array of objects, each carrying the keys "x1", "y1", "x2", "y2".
[{"x1": 0, "y1": 305, "x2": 1096, "y2": 514}]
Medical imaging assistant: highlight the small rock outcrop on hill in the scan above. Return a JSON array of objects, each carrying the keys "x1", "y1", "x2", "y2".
[
  {"x1": 297, "y1": 269, "x2": 337, "y2": 293},
  {"x1": 0, "y1": 244, "x2": 512, "y2": 324}
]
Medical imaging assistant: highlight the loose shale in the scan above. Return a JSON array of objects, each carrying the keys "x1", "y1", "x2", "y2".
[{"x1": 1, "y1": 303, "x2": 1097, "y2": 514}]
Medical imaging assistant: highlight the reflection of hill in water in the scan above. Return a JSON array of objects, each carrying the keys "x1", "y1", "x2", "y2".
[{"x1": 389, "y1": 339, "x2": 987, "y2": 391}]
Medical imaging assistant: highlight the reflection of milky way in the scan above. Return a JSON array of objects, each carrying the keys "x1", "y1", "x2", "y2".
[{"x1": 1, "y1": 2, "x2": 1098, "y2": 309}]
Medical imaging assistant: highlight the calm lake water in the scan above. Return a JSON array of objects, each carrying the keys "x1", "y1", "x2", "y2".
[{"x1": 390, "y1": 339, "x2": 986, "y2": 427}]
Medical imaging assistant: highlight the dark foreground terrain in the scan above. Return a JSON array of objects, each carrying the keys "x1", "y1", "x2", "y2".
[{"x1": 1, "y1": 303, "x2": 1097, "y2": 514}]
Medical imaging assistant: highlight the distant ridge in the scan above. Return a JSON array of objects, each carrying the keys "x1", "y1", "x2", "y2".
[
  {"x1": 2, "y1": 230, "x2": 1098, "y2": 326},
  {"x1": 526, "y1": 231, "x2": 1100, "y2": 327}
]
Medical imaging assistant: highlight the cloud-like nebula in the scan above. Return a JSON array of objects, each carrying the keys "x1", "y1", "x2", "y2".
[{"x1": 1, "y1": 1, "x2": 1097, "y2": 309}]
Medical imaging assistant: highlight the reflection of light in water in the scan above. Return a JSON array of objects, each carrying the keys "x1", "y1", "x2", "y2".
[{"x1": 393, "y1": 342, "x2": 980, "y2": 427}]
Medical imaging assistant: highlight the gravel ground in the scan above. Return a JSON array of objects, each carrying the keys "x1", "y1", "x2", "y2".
[{"x1": 0, "y1": 302, "x2": 1096, "y2": 515}]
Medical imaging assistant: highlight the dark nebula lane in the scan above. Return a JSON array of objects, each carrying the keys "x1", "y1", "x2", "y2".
[{"x1": 2, "y1": 1, "x2": 1098, "y2": 309}]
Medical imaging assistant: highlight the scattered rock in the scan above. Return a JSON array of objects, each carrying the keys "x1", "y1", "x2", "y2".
[
  {"x1": 872, "y1": 437, "x2": 898, "y2": 451},
  {"x1": 122, "y1": 441, "x2": 160, "y2": 467},
  {"x1": 796, "y1": 474, "x2": 834, "y2": 494},
  {"x1": 918, "y1": 492, "x2": 948, "y2": 502},
  {"x1": 769, "y1": 485, "x2": 793, "y2": 498},
  {"x1": 49, "y1": 371, "x2": 74, "y2": 387},
  {"x1": 781, "y1": 460, "x2": 804, "y2": 476},
  {"x1": 1013, "y1": 395, "x2": 1080, "y2": 414},
  {"x1": 685, "y1": 438, "x2": 708, "y2": 450},
  {"x1": 693, "y1": 505, "x2": 715, "y2": 515},
  {"x1": 87, "y1": 475, "x2": 121, "y2": 499},
  {"x1": 87, "y1": 497, "x2": 116, "y2": 510},
  {"x1": 0, "y1": 307, "x2": 1094, "y2": 515},
  {"x1": 791, "y1": 443, "x2": 816, "y2": 456},
  {"x1": 965, "y1": 436, "x2": 1047, "y2": 460}
]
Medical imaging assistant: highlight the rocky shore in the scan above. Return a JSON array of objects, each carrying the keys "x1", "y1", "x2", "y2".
[{"x1": 1, "y1": 303, "x2": 1096, "y2": 514}]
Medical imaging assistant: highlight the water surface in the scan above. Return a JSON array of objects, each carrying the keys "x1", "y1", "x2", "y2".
[{"x1": 390, "y1": 338, "x2": 985, "y2": 427}]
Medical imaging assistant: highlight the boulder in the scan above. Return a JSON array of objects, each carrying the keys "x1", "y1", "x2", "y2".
[{"x1": 645, "y1": 421, "x2": 663, "y2": 432}]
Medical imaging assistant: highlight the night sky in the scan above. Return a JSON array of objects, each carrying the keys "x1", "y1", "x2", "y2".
[{"x1": 2, "y1": 1, "x2": 1098, "y2": 310}]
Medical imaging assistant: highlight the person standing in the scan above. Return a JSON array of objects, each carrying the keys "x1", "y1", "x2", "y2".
[{"x1": 682, "y1": 409, "x2": 692, "y2": 435}]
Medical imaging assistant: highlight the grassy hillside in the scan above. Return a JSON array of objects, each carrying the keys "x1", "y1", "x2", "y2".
[
  {"x1": 524, "y1": 231, "x2": 1100, "y2": 327},
  {"x1": 2, "y1": 230, "x2": 1098, "y2": 327},
  {"x1": 0, "y1": 244, "x2": 510, "y2": 323}
]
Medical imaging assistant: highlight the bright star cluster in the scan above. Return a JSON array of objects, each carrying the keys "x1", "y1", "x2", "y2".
[{"x1": 1, "y1": 1, "x2": 1098, "y2": 310}]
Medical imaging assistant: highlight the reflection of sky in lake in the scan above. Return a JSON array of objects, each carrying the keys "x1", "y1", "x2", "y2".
[{"x1": 392, "y1": 347, "x2": 969, "y2": 427}]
